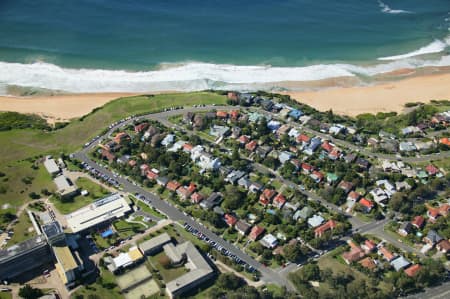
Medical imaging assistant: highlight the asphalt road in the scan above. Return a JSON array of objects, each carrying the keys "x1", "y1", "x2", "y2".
[{"x1": 73, "y1": 150, "x2": 292, "y2": 289}]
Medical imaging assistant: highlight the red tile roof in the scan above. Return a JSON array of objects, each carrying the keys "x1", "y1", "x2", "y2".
[
  {"x1": 146, "y1": 170, "x2": 159, "y2": 180},
  {"x1": 364, "y1": 240, "x2": 377, "y2": 252},
  {"x1": 347, "y1": 191, "x2": 360, "y2": 201},
  {"x1": 190, "y1": 192, "x2": 204, "y2": 204},
  {"x1": 134, "y1": 123, "x2": 149, "y2": 133},
  {"x1": 439, "y1": 137, "x2": 450, "y2": 146},
  {"x1": 301, "y1": 163, "x2": 313, "y2": 173},
  {"x1": 239, "y1": 135, "x2": 250, "y2": 144},
  {"x1": 425, "y1": 164, "x2": 439, "y2": 176},
  {"x1": 359, "y1": 257, "x2": 376, "y2": 270},
  {"x1": 230, "y1": 110, "x2": 240, "y2": 120},
  {"x1": 167, "y1": 181, "x2": 181, "y2": 192},
  {"x1": 411, "y1": 215, "x2": 425, "y2": 229},
  {"x1": 224, "y1": 214, "x2": 238, "y2": 227},
  {"x1": 249, "y1": 226, "x2": 265, "y2": 241},
  {"x1": 359, "y1": 198, "x2": 374, "y2": 210},
  {"x1": 273, "y1": 194, "x2": 286, "y2": 208},
  {"x1": 314, "y1": 220, "x2": 337, "y2": 237},
  {"x1": 404, "y1": 264, "x2": 421, "y2": 277},
  {"x1": 379, "y1": 246, "x2": 395, "y2": 261},
  {"x1": 297, "y1": 134, "x2": 310, "y2": 143},
  {"x1": 182, "y1": 143, "x2": 193, "y2": 152},
  {"x1": 216, "y1": 111, "x2": 228, "y2": 118},
  {"x1": 245, "y1": 140, "x2": 258, "y2": 151},
  {"x1": 321, "y1": 141, "x2": 334, "y2": 152}
]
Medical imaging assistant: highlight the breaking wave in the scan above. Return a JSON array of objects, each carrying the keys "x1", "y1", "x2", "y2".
[
  {"x1": 378, "y1": 38, "x2": 450, "y2": 60},
  {"x1": 378, "y1": 0, "x2": 412, "y2": 14},
  {"x1": 1, "y1": 55, "x2": 450, "y2": 93}
]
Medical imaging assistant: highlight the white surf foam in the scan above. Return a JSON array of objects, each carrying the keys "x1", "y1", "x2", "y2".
[
  {"x1": 378, "y1": 38, "x2": 449, "y2": 61},
  {"x1": 1, "y1": 55, "x2": 450, "y2": 93},
  {"x1": 378, "y1": 0, "x2": 411, "y2": 14}
]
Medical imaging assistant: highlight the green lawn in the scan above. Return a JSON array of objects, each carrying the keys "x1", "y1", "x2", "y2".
[
  {"x1": 149, "y1": 252, "x2": 188, "y2": 282},
  {"x1": 8, "y1": 210, "x2": 36, "y2": 245},
  {"x1": 0, "y1": 160, "x2": 54, "y2": 228},
  {"x1": 71, "y1": 267, "x2": 123, "y2": 299},
  {"x1": 52, "y1": 177, "x2": 110, "y2": 214},
  {"x1": 0, "y1": 292, "x2": 12, "y2": 299},
  {"x1": 135, "y1": 198, "x2": 167, "y2": 219},
  {"x1": 113, "y1": 219, "x2": 146, "y2": 239},
  {"x1": 0, "y1": 92, "x2": 226, "y2": 165}
]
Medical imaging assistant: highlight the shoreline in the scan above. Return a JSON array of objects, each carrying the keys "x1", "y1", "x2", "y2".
[{"x1": 0, "y1": 71, "x2": 450, "y2": 122}]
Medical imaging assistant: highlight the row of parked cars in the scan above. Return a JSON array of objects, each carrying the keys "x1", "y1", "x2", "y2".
[
  {"x1": 183, "y1": 222, "x2": 257, "y2": 273},
  {"x1": 80, "y1": 162, "x2": 120, "y2": 188}
]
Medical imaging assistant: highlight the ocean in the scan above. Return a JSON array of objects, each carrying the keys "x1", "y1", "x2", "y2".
[{"x1": 0, "y1": 0, "x2": 449, "y2": 93}]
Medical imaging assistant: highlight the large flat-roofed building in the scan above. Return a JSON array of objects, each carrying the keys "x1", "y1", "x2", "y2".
[
  {"x1": 42, "y1": 221, "x2": 66, "y2": 245},
  {"x1": 66, "y1": 193, "x2": 132, "y2": 233},
  {"x1": 53, "y1": 245, "x2": 80, "y2": 287},
  {"x1": 165, "y1": 241, "x2": 214, "y2": 298},
  {"x1": 139, "y1": 233, "x2": 172, "y2": 255},
  {"x1": 54, "y1": 175, "x2": 79, "y2": 199},
  {"x1": 44, "y1": 157, "x2": 60, "y2": 176},
  {"x1": 0, "y1": 236, "x2": 53, "y2": 282}
]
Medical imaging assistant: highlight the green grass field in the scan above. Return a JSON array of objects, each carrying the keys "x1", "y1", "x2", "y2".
[
  {"x1": 0, "y1": 92, "x2": 226, "y2": 165},
  {"x1": 8, "y1": 210, "x2": 36, "y2": 245},
  {"x1": 52, "y1": 177, "x2": 110, "y2": 214},
  {"x1": 71, "y1": 267, "x2": 123, "y2": 299},
  {"x1": 149, "y1": 252, "x2": 188, "y2": 282},
  {"x1": 135, "y1": 199, "x2": 167, "y2": 219}
]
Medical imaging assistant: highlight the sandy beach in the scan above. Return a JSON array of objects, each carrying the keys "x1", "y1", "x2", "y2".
[
  {"x1": 0, "y1": 93, "x2": 136, "y2": 123},
  {"x1": 285, "y1": 73, "x2": 450, "y2": 116},
  {"x1": 1, "y1": 72, "x2": 450, "y2": 122}
]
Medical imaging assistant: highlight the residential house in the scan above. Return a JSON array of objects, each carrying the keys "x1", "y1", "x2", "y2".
[
  {"x1": 235, "y1": 220, "x2": 251, "y2": 235},
  {"x1": 113, "y1": 132, "x2": 130, "y2": 144},
  {"x1": 411, "y1": 216, "x2": 425, "y2": 230},
  {"x1": 297, "y1": 134, "x2": 310, "y2": 144},
  {"x1": 358, "y1": 198, "x2": 375, "y2": 213},
  {"x1": 347, "y1": 191, "x2": 360, "y2": 202},
  {"x1": 310, "y1": 170, "x2": 324, "y2": 183},
  {"x1": 190, "y1": 192, "x2": 204, "y2": 204},
  {"x1": 225, "y1": 170, "x2": 246, "y2": 185},
  {"x1": 398, "y1": 222, "x2": 413, "y2": 237},
  {"x1": 238, "y1": 135, "x2": 250, "y2": 145},
  {"x1": 276, "y1": 124, "x2": 291, "y2": 136},
  {"x1": 308, "y1": 214, "x2": 325, "y2": 228},
  {"x1": 425, "y1": 164, "x2": 439, "y2": 176},
  {"x1": 423, "y1": 230, "x2": 443, "y2": 246},
  {"x1": 245, "y1": 140, "x2": 258, "y2": 152},
  {"x1": 156, "y1": 176, "x2": 169, "y2": 187},
  {"x1": 273, "y1": 194, "x2": 286, "y2": 209},
  {"x1": 304, "y1": 137, "x2": 321, "y2": 155},
  {"x1": 224, "y1": 214, "x2": 238, "y2": 227},
  {"x1": 101, "y1": 149, "x2": 116, "y2": 162},
  {"x1": 361, "y1": 240, "x2": 377, "y2": 254},
  {"x1": 326, "y1": 172, "x2": 339, "y2": 185},
  {"x1": 344, "y1": 153, "x2": 357, "y2": 163},
  {"x1": 391, "y1": 256, "x2": 411, "y2": 271},
  {"x1": 314, "y1": 220, "x2": 337, "y2": 237},
  {"x1": 301, "y1": 163, "x2": 314, "y2": 174},
  {"x1": 146, "y1": 170, "x2": 159, "y2": 181},
  {"x1": 256, "y1": 145, "x2": 272, "y2": 158},
  {"x1": 436, "y1": 239, "x2": 450, "y2": 253},
  {"x1": 359, "y1": 257, "x2": 376, "y2": 271},
  {"x1": 249, "y1": 226, "x2": 265, "y2": 241},
  {"x1": 134, "y1": 123, "x2": 148, "y2": 133},
  {"x1": 404, "y1": 264, "x2": 422, "y2": 277},
  {"x1": 259, "y1": 189, "x2": 276, "y2": 206},
  {"x1": 161, "y1": 134, "x2": 175, "y2": 147},
  {"x1": 216, "y1": 111, "x2": 228, "y2": 119},
  {"x1": 378, "y1": 246, "x2": 396, "y2": 262},
  {"x1": 278, "y1": 151, "x2": 293, "y2": 164},
  {"x1": 237, "y1": 177, "x2": 251, "y2": 190},
  {"x1": 356, "y1": 158, "x2": 370, "y2": 170},
  {"x1": 231, "y1": 126, "x2": 242, "y2": 139},
  {"x1": 293, "y1": 206, "x2": 313, "y2": 221},
  {"x1": 249, "y1": 181, "x2": 263, "y2": 193},
  {"x1": 288, "y1": 109, "x2": 303, "y2": 120},
  {"x1": 338, "y1": 181, "x2": 354, "y2": 194},
  {"x1": 399, "y1": 142, "x2": 416, "y2": 152},
  {"x1": 260, "y1": 234, "x2": 278, "y2": 249},
  {"x1": 209, "y1": 125, "x2": 230, "y2": 138},
  {"x1": 342, "y1": 242, "x2": 365, "y2": 264},
  {"x1": 167, "y1": 181, "x2": 181, "y2": 192},
  {"x1": 200, "y1": 193, "x2": 222, "y2": 210}
]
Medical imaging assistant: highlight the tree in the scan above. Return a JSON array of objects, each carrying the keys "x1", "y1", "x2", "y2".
[
  {"x1": 159, "y1": 254, "x2": 171, "y2": 269},
  {"x1": 283, "y1": 243, "x2": 303, "y2": 262},
  {"x1": 216, "y1": 273, "x2": 244, "y2": 290},
  {"x1": 18, "y1": 285, "x2": 44, "y2": 299},
  {"x1": 298, "y1": 263, "x2": 321, "y2": 281},
  {"x1": 222, "y1": 185, "x2": 245, "y2": 210}
]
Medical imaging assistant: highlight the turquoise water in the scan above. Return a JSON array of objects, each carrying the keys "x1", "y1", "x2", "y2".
[{"x1": 0, "y1": 0, "x2": 449, "y2": 92}]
